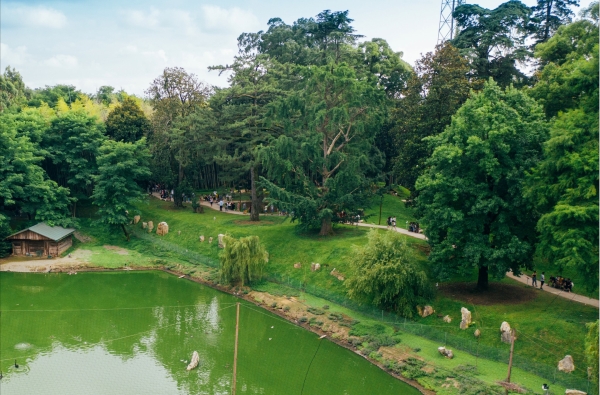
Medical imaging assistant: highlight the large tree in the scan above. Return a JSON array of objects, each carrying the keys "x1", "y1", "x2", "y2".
[
  {"x1": 105, "y1": 96, "x2": 152, "y2": 143},
  {"x1": 219, "y1": 235, "x2": 268, "y2": 286},
  {"x1": 452, "y1": 1, "x2": 532, "y2": 87},
  {"x1": 416, "y1": 80, "x2": 548, "y2": 290},
  {"x1": 92, "y1": 139, "x2": 151, "y2": 241},
  {"x1": 346, "y1": 229, "x2": 433, "y2": 318},
  {"x1": 393, "y1": 42, "x2": 476, "y2": 190},
  {"x1": 0, "y1": 67, "x2": 28, "y2": 112},
  {"x1": 530, "y1": 0, "x2": 580, "y2": 44},
  {"x1": 259, "y1": 62, "x2": 384, "y2": 235},
  {"x1": 526, "y1": 10, "x2": 598, "y2": 291}
]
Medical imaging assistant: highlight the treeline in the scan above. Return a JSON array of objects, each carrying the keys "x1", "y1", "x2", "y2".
[{"x1": 0, "y1": 2, "x2": 597, "y2": 290}]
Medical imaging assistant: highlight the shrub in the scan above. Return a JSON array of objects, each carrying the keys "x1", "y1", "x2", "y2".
[
  {"x1": 283, "y1": 305, "x2": 290, "y2": 312},
  {"x1": 322, "y1": 305, "x2": 330, "y2": 310},
  {"x1": 307, "y1": 307, "x2": 325, "y2": 315},
  {"x1": 298, "y1": 317, "x2": 308, "y2": 323},
  {"x1": 270, "y1": 302, "x2": 277, "y2": 308}
]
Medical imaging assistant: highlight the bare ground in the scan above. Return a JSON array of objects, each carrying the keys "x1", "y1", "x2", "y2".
[{"x1": 438, "y1": 282, "x2": 537, "y2": 305}]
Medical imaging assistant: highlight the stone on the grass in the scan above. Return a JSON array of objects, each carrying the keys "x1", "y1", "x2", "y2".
[
  {"x1": 209, "y1": 237, "x2": 213, "y2": 243},
  {"x1": 218, "y1": 234, "x2": 225, "y2": 248},
  {"x1": 330, "y1": 268, "x2": 345, "y2": 281},
  {"x1": 294, "y1": 263, "x2": 302, "y2": 269},
  {"x1": 474, "y1": 329, "x2": 481, "y2": 338},
  {"x1": 443, "y1": 315, "x2": 452, "y2": 323},
  {"x1": 460, "y1": 307, "x2": 472, "y2": 328},
  {"x1": 558, "y1": 355, "x2": 575, "y2": 373},
  {"x1": 200, "y1": 235, "x2": 205, "y2": 242},
  {"x1": 133, "y1": 215, "x2": 141, "y2": 224},
  {"x1": 178, "y1": 230, "x2": 181, "y2": 236},
  {"x1": 460, "y1": 320, "x2": 469, "y2": 330},
  {"x1": 142, "y1": 222, "x2": 148, "y2": 229},
  {"x1": 418, "y1": 306, "x2": 434, "y2": 318},
  {"x1": 565, "y1": 390, "x2": 586, "y2": 395},
  {"x1": 438, "y1": 346, "x2": 454, "y2": 359},
  {"x1": 147, "y1": 221, "x2": 154, "y2": 232},
  {"x1": 500, "y1": 321, "x2": 512, "y2": 344},
  {"x1": 156, "y1": 222, "x2": 169, "y2": 236},
  {"x1": 186, "y1": 351, "x2": 200, "y2": 371},
  {"x1": 310, "y1": 263, "x2": 321, "y2": 271},
  {"x1": 500, "y1": 321, "x2": 511, "y2": 333}
]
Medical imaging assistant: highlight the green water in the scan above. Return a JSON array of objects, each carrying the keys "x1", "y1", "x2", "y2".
[{"x1": 0, "y1": 271, "x2": 419, "y2": 395}]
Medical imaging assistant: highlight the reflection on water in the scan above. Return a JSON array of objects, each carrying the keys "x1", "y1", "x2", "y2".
[{"x1": 0, "y1": 271, "x2": 419, "y2": 395}]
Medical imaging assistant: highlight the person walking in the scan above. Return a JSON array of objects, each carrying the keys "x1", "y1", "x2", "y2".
[
  {"x1": 392, "y1": 217, "x2": 397, "y2": 230},
  {"x1": 387, "y1": 217, "x2": 392, "y2": 229},
  {"x1": 531, "y1": 271, "x2": 537, "y2": 287},
  {"x1": 219, "y1": 199, "x2": 223, "y2": 211},
  {"x1": 540, "y1": 272, "x2": 545, "y2": 290}
]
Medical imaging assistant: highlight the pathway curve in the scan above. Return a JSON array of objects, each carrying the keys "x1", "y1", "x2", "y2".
[{"x1": 506, "y1": 271, "x2": 599, "y2": 308}]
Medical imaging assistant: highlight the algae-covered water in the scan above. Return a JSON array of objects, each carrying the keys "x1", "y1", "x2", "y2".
[{"x1": 0, "y1": 271, "x2": 419, "y2": 395}]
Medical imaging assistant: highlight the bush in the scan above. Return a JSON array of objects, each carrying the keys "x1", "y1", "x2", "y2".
[
  {"x1": 323, "y1": 305, "x2": 330, "y2": 310},
  {"x1": 270, "y1": 302, "x2": 278, "y2": 308},
  {"x1": 283, "y1": 305, "x2": 290, "y2": 312},
  {"x1": 307, "y1": 307, "x2": 325, "y2": 315},
  {"x1": 349, "y1": 322, "x2": 386, "y2": 337},
  {"x1": 298, "y1": 316, "x2": 308, "y2": 323}
]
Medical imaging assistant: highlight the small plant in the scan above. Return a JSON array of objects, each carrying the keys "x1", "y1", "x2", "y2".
[
  {"x1": 270, "y1": 302, "x2": 278, "y2": 308},
  {"x1": 328, "y1": 312, "x2": 343, "y2": 321},
  {"x1": 412, "y1": 347, "x2": 421, "y2": 352},
  {"x1": 307, "y1": 307, "x2": 325, "y2": 315},
  {"x1": 299, "y1": 316, "x2": 308, "y2": 323},
  {"x1": 322, "y1": 305, "x2": 330, "y2": 310},
  {"x1": 283, "y1": 305, "x2": 290, "y2": 312}
]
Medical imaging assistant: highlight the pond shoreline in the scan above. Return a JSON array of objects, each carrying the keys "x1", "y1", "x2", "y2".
[{"x1": 0, "y1": 262, "x2": 433, "y2": 395}]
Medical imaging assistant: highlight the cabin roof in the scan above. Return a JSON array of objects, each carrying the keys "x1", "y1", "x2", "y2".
[{"x1": 6, "y1": 222, "x2": 76, "y2": 242}]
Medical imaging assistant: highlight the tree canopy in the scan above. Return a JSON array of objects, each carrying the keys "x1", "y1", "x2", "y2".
[{"x1": 219, "y1": 235, "x2": 269, "y2": 286}]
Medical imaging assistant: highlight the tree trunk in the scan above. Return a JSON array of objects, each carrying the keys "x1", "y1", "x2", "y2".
[
  {"x1": 250, "y1": 166, "x2": 260, "y2": 222},
  {"x1": 319, "y1": 216, "x2": 333, "y2": 236},
  {"x1": 121, "y1": 224, "x2": 130, "y2": 242},
  {"x1": 477, "y1": 265, "x2": 489, "y2": 291}
]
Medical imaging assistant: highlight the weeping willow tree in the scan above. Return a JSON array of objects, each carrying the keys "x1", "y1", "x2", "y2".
[{"x1": 219, "y1": 235, "x2": 268, "y2": 286}]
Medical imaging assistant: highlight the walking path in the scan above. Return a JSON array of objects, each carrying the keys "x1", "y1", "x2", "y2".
[
  {"x1": 506, "y1": 270, "x2": 599, "y2": 308},
  {"x1": 151, "y1": 193, "x2": 598, "y2": 307}
]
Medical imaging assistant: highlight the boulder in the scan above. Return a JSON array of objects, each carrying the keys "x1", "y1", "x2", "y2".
[
  {"x1": 294, "y1": 263, "x2": 302, "y2": 269},
  {"x1": 500, "y1": 321, "x2": 511, "y2": 333},
  {"x1": 443, "y1": 315, "x2": 452, "y2": 323},
  {"x1": 200, "y1": 235, "x2": 205, "y2": 242},
  {"x1": 310, "y1": 263, "x2": 321, "y2": 271},
  {"x1": 460, "y1": 320, "x2": 469, "y2": 330},
  {"x1": 218, "y1": 234, "x2": 225, "y2": 248},
  {"x1": 142, "y1": 222, "x2": 148, "y2": 229},
  {"x1": 474, "y1": 329, "x2": 481, "y2": 338},
  {"x1": 558, "y1": 355, "x2": 575, "y2": 373},
  {"x1": 186, "y1": 351, "x2": 200, "y2": 371},
  {"x1": 330, "y1": 268, "x2": 345, "y2": 281},
  {"x1": 147, "y1": 221, "x2": 154, "y2": 233},
  {"x1": 500, "y1": 321, "x2": 512, "y2": 344},
  {"x1": 133, "y1": 215, "x2": 141, "y2": 224},
  {"x1": 209, "y1": 237, "x2": 213, "y2": 243},
  {"x1": 156, "y1": 222, "x2": 169, "y2": 236},
  {"x1": 460, "y1": 307, "x2": 472, "y2": 328},
  {"x1": 418, "y1": 305, "x2": 435, "y2": 318},
  {"x1": 438, "y1": 346, "x2": 454, "y2": 359},
  {"x1": 565, "y1": 390, "x2": 586, "y2": 395}
]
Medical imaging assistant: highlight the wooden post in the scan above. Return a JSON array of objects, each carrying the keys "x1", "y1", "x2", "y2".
[
  {"x1": 232, "y1": 302, "x2": 240, "y2": 395},
  {"x1": 506, "y1": 329, "x2": 515, "y2": 382}
]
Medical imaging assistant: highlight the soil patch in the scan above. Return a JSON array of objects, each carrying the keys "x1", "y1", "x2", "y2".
[
  {"x1": 103, "y1": 245, "x2": 129, "y2": 255},
  {"x1": 233, "y1": 220, "x2": 276, "y2": 226},
  {"x1": 73, "y1": 231, "x2": 93, "y2": 243},
  {"x1": 439, "y1": 282, "x2": 537, "y2": 305}
]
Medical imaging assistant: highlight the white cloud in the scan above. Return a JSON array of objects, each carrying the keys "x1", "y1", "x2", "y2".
[
  {"x1": 122, "y1": 7, "x2": 160, "y2": 28},
  {"x1": 142, "y1": 49, "x2": 168, "y2": 62},
  {"x1": 0, "y1": 43, "x2": 30, "y2": 66},
  {"x1": 201, "y1": 5, "x2": 259, "y2": 33},
  {"x1": 3, "y1": 5, "x2": 67, "y2": 29},
  {"x1": 44, "y1": 55, "x2": 78, "y2": 69}
]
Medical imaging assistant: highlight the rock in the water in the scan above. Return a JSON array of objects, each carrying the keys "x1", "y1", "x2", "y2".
[
  {"x1": 565, "y1": 390, "x2": 586, "y2": 395},
  {"x1": 294, "y1": 263, "x2": 301, "y2": 269},
  {"x1": 209, "y1": 237, "x2": 213, "y2": 243},
  {"x1": 460, "y1": 307, "x2": 472, "y2": 329},
  {"x1": 438, "y1": 346, "x2": 454, "y2": 359},
  {"x1": 418, "y1": 305, "x2": 435, "y2": 318},
  {"x1": 147, "y1": 221, "x2": 154, "y2": 232},
  {"x1": 142, "y1": 222, "x2": 148, "y2": 229},
  {"x1": 200, "y1": 235, "x2": 205, "y2": 242},
  {"x1": 474, "y1": 329, "x2": 481, "y2": 338},
  {"x1": 157, "y1": 222, "x2": 169, "y2": 236},
  {"x1": 500, "y1": 321, "x2": 512, "y2": 344},
  {"x1": 443, "y1": 315, "x2": 452, "y2": 323},
  {"x1": 186, "y1": 351, "x2": 200, "y2": 371},
  {"x1": 218, "y1": 234, "x2": 225, "y2": 248},
  {"x1": 133, "y1": 215, "x2": 141, "y2": 224},
  {"x1": 310, "y1": 263, "x2": 321, "y2": 271},
  {"x1": 558, "y1": 355, "x2": 575, "y2": 373}
]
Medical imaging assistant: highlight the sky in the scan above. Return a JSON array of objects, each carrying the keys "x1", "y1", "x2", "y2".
[{"x1": 1, "y1": 0, "x2": 593, "y2": 95}]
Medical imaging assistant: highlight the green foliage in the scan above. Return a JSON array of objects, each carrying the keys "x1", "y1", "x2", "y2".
[
  {"x1": 92, "y1": 139, "x2": 151, "y2": 240},
  {"x1": 105, "y1": 97, "x2": 152, "y2": 142},
  {"x1": 452, "y1": 2, "x2": 532, "y2": 86},
  {"x1": 527, "y1": 15, "x2": 598, "y2": 291},
  {"x1": 0, "y1": 66, "x2": 28, "y2": 112},
  {"x1": 416, "y1": 80, "x2": 548, "y2": 289},
  {"x1": 28, "y1": 84, "x2": 83, "y2": 108},
  {"x1": 393, "y1": 42, "x2": 475, "y2": 189},
  {"x1": 219, "y1": 235, "x2": 268, "y2": 286},
  {"x1": 530, "y1": 0, "x2": 580, "y2": 44},
  {"x1": 346, "y1": 229, "x2": 433, "y2": 317},
  {"x1": 585, "y1": 320, "x2": 599, "y2": 389}
]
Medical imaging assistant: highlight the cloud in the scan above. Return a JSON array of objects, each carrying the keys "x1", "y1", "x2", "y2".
[
  {"x1": 122, "y1": 7, "x2": 160, "y2": 29},
  {"x1": 200, "y1": 5, "x2": 259, "y2": 33},
  {"x1": 44, "y1": 55, "x2": 78, "y2": 69},
  {"x1": 0, "y1": 43, "x2": 30, "y2": 66},
  {"x1": 3, "y1": 5, "x2": 67, "y2": 29}
]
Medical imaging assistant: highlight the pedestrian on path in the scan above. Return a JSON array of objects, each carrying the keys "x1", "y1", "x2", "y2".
[
  {"x1": 219, "y1": 200, "x2": 224, "y2": 211},
  {"x1": 540, "y1": 272, "x2": 545, "y2": 290},
  {"x1": 392, "y1": 217, "x2": 397, "y2": 229},
  {"x1": 532, "y1": 271, "x2": 537, "y2": 287},
  {"x1": 387, "y1": 217, "x2": 392, "y2": 229}
]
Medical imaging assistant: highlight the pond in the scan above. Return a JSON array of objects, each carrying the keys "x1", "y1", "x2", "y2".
[{"x1": 0, "y1": 271, "x2": 420, "y2": 395}]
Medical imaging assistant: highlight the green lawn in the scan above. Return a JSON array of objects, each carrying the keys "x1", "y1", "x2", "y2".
[{"x1": 363, "y1": 194, "x2": 416, "y2": 227}]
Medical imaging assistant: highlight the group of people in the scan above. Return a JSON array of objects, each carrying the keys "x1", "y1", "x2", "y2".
[
  {"x1": 408, "y1": 222, "x2": 420, "y2": 233},
  {"x1": 531, "y1": 271, "x2": 574, "y2": 292},
  {"x1": 386, "y1": 216, "x2": 397, "y2": 229}
]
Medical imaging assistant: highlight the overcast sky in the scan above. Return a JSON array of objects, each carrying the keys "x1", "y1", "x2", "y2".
[{"x1": 1, "y1": 0, "x2": 592, "y2": 95}]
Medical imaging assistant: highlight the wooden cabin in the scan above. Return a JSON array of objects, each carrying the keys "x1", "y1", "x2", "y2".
[{"x1": 6, "y1": 222, "x2": 75, "y2": 257}]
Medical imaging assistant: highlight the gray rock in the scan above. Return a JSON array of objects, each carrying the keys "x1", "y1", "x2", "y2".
[
  {"x1": 558, "y1": 355, "x2": 575, "y2": 373},
  {"x1": 443, "y1": 315, "x2": 452, "y2": 323},
  {"x1": 460, "y1": 307, "x2": 472, "y2": 329},
  {"x1": 474, "y1": 329, "x2": 481, "y2": 338},
  {"x1": 565, "y1": 390, "x2": 586, "y2": 395},
  {"x1": 438, "y1": 346, "x2": 454, "y2": 359}
]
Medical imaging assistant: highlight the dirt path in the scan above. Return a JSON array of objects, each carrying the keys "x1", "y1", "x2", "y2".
[
  {"x1": 506, "y1": 270, "x2": 599, "y2": 308},
  {"x1": 0, "y1": 249, "x2": 92, "y2": 273}
]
